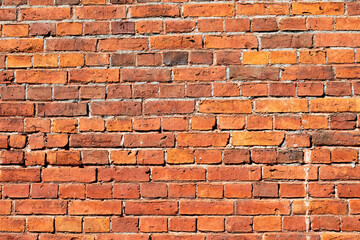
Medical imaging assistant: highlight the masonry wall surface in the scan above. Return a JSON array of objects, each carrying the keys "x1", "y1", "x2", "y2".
[{"x1": 0, "y1": 0, "x2": 359, "y2": 239}]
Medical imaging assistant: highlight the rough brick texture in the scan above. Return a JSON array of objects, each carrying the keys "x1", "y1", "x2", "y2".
[{"x1": 0, "y1": 0, "x2": 359, "y2": 238}]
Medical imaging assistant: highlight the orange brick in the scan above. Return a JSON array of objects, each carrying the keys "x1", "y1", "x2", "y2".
[
  {"x1": 198, "y1": 217, "x2": 225, "y2": 232},
  {"x1": 243, "y1": 51, "x2": 269, "y2": 65},
  {"x1": 33, "y1": 54, "x2": 58, "y2": 68},
  {"x1": 302, "y1": 115, "x2": 328, "y2": 129},
  {"x1": 256, "y1": 99, "x2": 308, "y2": 113},
  {"x1": 184, "y1": 3, "x2": 234, "y2": 17},
  {"x1": 232, "y1": 132, "x2": 284, "y2": 146},
  {"x1": 60, "y1": 53, "x2": 84, "y2": 67},
  {"x1": 299, "y1": 50, "x2": 326, "y2": 64},
  {"x1": 55, "y1": 217, "x2": 82, "y2": 233},
  {"x1": 27, "y1": 217, "x2": 54, "y2": 232},
  {"x1": 136, "y1": 20, "x2": 163, "y2": 34},
  {"x1": 275, "y1": 116, "x2": 301, "y2": 130},
  {"x1": 327, "y1": 49, "x2": 355, "y2": 63},
  {"x1": 191, "y1": 116, "x2": 216, "y2": 130},
  {"x1": 3, "y1": 24, "x2": 29, "y2": 37},
  {"x1": 247, "y1": 115, "x2": 272, "y2": 130},
  {"x1": 292, "y1": 3, "x2": 344, "y2": 15},
  {"x1": 140, "y1": 217, "x2": 167, "y2": 233},
  {"x1": 52, "y1": 119, "x2": 78, "y2": 133},
  {"x1": 254, "y1": 216, "x2": 281, "y2": 232},
  {"x1": 57, "y1": 22, "x2": 82, "y2": 36},
  {"x1": 79, "y1": 118, "x2": 105, "y2": 132},
  {"x1": 111, "y1": 150, "x2": 137, "y2": 165},
  {"x1": 167, "y1": 149, "x2": 194, "y2": 164},
  {"x1": 237, "y1": 3, "x2": 289, "y2": 15},
  {"x1": 270, "y1": 51, "x2": 297, "y2": 64},
  {"x1": 197, "y1": 184, "x2": 223, "y2": 199},
  {"x1": 107, "y1": 118, "x2": 132, "y2": 132},
  {"x1": 0, "y1": 217, "x2": 25, "y2": 232},
  {"x1": 84, "y1": 217, "x2": 110, "y2": 233},
  {"x1": 7, "y1": 55, "x2": 32, "y2": 68},
  {"x1": 218, "y1": 116, "x2": 245, "y2": 130}
]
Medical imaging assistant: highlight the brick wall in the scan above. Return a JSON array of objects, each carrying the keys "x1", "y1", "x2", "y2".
[{"x1": 0, "y1": 0, "x2": 359, "y2": 239}]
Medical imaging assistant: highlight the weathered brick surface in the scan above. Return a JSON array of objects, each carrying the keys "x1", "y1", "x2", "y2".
[{"x1": 0, "y1": 0, "x2": 359, "y2": 238}]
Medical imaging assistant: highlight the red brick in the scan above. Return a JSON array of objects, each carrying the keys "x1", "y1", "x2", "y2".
[
  {"x1": 112, "y1": 217, "x2": 139, "y2": 232},
  {"x1": 165, "y1": 20, "x2": 194, "y2": 33},
  {"x1": 0, "y1": 9, "x2": 17, "y2": 21},
  {"x1": 98, "y1": 167, "x2": 150, "y2": 182},
  {"x1": 125, "y1": 201, "x2": 178, "y2": 215},
  {"x1": 237, "y1": 3, "x2": 289, "y2": 15},
  {"x1": 38, "y1": 103, "x2": 86, "y2": 117},
  {"x1": 25, "y1": 152, "x2": 45, "y2": 166},
  {"x1": 151, "y1": 35, "x2": 202, "y2": 49},
  {"x1": 152, "y1": 167, "x2": 205, "y2": 181},
  {"x1": 190, "y1": 51, "x2": 213, "y2": 65},
  {"x1": 137, "y1": 20, "x2": 163, "y2": 34},
  {"x1": 213, "y1": 83, "x2": 240, "y2": 97},
  {"x1": 46, "y1": 134, "x2": 68, "y2": 148},
  {"x1": 69, "y1": 200, "x2": 122, "y2": 215},
  {"x1": 279, "y1": 18, "x2": 306, "y2": 31},
  {"x1": 236, "y1": 200, "x2": 290, "y2": 215},
  {"x1": 177, "y1": 133, "x2": 229, "y2": 147},
  {"x1": 138, "y1": 150, "x2": 164, "y2": 165},
  {"x1": 0, "y1": 150, "x2": 23, "y2": 164},
  {"x1": 0, "y1": 217, "x2": 25, "y2": 232},
  {"x1": 315, "y1": 33, "x2": 360, "y2": 47},
  {"x1": 198, "y1": 217, "x2": 224, "y2": 232},
  {"x1": 59, "y1": 184, "x2": 85, "y2": 199},
  {"x1": 131, "y1": 5, "x2": 179, "y2": 18},
  {"x1": 223, "y1": 149, "x2": 250, "y2": 164},
  {"x1": 180, "y1": 201, "x2": 233, "y2": 215},
  {"x1": 0, "y1": 168, "x2": 40, "y2": 182},
  {"x1": 141, "y1": 183, "x2": 167, "y2": 198},
  {"x1": 3, "y1": 184, "x2": 29, "y2": 198},
  {"x1": 198, "y1": 19, "x2": 223, "y2": 32},
  {"x1": 230, "y1": 66, "x2": 279, "y2": 80},
  {"x1": 169, "y1": 217, "x2": 196, "y2": 232},
  {"x1": 261, "y1": 34, "x2": 312, "y2": 49},
  {"x1": 162, "y1": 117, "x2": 188, "y2": 131},
  {"x1": 15, "y1": 200, "x2": 66, "y2": 215},
  {"x1": 20, "y1": 7, "x2": 70, "y2": 20},
  {"x1": 168, "y1": 183, "x2": 195, "y2": 199},
  {"x1": 75, "y1": 6, "x2": 125, "y2": 19},
  {"x1": 184, "y1": 3, "x2": 234, "y2": 17},
  {"x1": 84, "y1": 22, "x2": 110, "y2": 35},
  {"x1": 309, "y1": 183, "x2": 335, "y2": 198},
  {"x1": 279, "y1": 183, "x2": 306, "y2": 198},
  {"x1": 31, "y1": 183, "x2": 58, "y2": 199},
  {"x1": 0, "y1": 201, "x2": 11, "y2": 215},
  {"x1": 186, "y1": 84, "x2": 211, "y2": 97},
  {"x1": 252, "y1": 18, "x2": 277, "y2": 32},
  {"x1": 208, "y1": 166, "x2": 261, "y2": 181},
  {"x1": 224, "y1": 184, "x2": 252, "y2": 199},
  {"x1": 253, "y1": 182, "x2": 278, "y2": 198},
  {"x1": 140, "y1": 217, "x2": 167, "y2": 233},
  {"x1": 43, "y1": 167, "x2": 96, "y2": 183},
  {"x1": 338, "y1": 184, "x2": 360, "y2": 198},
  {"x1": 47, "y1": 38, "x2": 96, "y2": 51},
  {"x1": 311, "y1": 216, "x2": 339, "y2": 231},
  {"x1": 225, "y1": 19, "x2": 250, "y2": 32},
  {"x1": 254, "y1": 216, "x2": 281, "y2": 232},
  {"x1": 91, "y1": 101, "x2": 141, "y2": 116}
]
